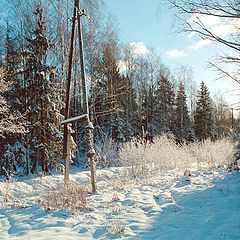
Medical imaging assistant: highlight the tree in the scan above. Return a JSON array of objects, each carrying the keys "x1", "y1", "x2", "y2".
[
  {"x1": 120, "y1": 75, "x2": 139, "y2": 141},
  {"x1": 212, "y1": 93, "x2": 232, "y2": 137},
  {"x1": 120, "y1": 47, "x2": 162, "y2": 138},
  {"x1": 0, "y1": 68, "x2": 24, "y2": 138},
  {"x1": 0, "y1": 67, "x2": 25, "y2": 174},
  {"x1": 93, "y1": 42, "x2": 124, "y2": 139},
  {"x1": 22, "y1": 5, "x2": 64, "y2": 174},
  {"x1": 175, "y1": 81, "x2": 190, "y2": 140},
  {"x1": 167, "y1": 0, "x2": 240, "y2": 84},
  {"x1": 155, "y1": 67, "x2": 175, "y2": 134},
  {"x1": 174, "y1": 65, "x2": 197, "y2": 120},
  {"x1": 194, "y1": 81, "x2": 214, "y2": 140}
]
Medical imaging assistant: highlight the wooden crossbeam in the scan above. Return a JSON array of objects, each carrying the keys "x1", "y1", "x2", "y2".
[{"x1": 61, "y1": 114, "x2": 88, "y2": 125}]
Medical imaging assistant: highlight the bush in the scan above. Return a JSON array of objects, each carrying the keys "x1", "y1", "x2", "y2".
[
  {"x1": 118, "y1": 136, "x2": 235, "y2": 177},
  {"x1": 94, "y1": 135, "x2": 120, "y2": 168},
  {"x1": 39, "y1": 182, "x2": 87, "y2": 211}
]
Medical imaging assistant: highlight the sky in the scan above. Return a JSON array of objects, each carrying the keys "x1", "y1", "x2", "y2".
[{"x1": 103, "y1": 0, "x2": 239, "y2": 108}]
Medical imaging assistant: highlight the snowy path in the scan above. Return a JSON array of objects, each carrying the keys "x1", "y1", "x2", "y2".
[
  {"x1": 137, "y1": 172, "x2": 240, "y2": 240},
  {"x1": 0, "y1": 168, "x2": 239, "y2": 239}
]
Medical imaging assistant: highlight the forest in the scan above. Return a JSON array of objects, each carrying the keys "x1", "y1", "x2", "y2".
[{"x1": 0, "y1": 0, "x2": 238, "y2": 176}]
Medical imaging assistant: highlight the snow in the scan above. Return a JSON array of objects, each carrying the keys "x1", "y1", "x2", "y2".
[
  {"x1": 0, "y1": 167, "x2": 239, "y2": 239},
  {"x1": 61, "y1": 114, "x2": 88, "y2": 125}
]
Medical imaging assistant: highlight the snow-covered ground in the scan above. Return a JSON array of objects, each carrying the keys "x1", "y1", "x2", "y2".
[{"x1": 0, "y1": 166, "x2": 240, "y2": 240}]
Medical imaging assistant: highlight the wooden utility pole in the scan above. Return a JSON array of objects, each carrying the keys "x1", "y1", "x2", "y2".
[
  {"x1": 231, "y1": 108, "x2": 234, "y2": 129},
  {"x1": 62, "y1": 115, "x2": 88, "y2": 183},
  {"x1": 62, "y1": 0, "x2": 96, "y2": 193},
  {"x1": 77, "y1": 1, "x2": 96, "y2": 193},
  {"x1": 63, "y1": 0, "x2": 78, "y2": 183}
]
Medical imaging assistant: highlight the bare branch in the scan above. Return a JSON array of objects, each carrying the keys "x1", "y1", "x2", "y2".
[{"x1": 209, "y1": 62, "x2": 240, "y2": 84}]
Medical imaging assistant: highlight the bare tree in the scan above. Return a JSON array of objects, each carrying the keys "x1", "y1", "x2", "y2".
[
  {"x1": 212, "y1": 92, "x2": 232, "y2": 137},
  {"x1": 174, "y1": 65, "x2": 197, "y2": 119},
  {"x1": 167, "y1": 0, "x2": 240, "y2": 83}
]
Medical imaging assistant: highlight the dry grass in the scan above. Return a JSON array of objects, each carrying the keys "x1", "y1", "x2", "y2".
[
  {"x1": 39, "y1": 181, "x2": 88, "y2": 211},
  {"x1": 0, "y1": 169, "x2": 27, "y2": 208},
  {"x1": 109, "y1": 219, "x2": 126, "y2": 235}
]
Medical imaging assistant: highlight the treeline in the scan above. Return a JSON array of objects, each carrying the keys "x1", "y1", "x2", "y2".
[{"x1": 0, "y1": 0, "x2": 235, "y2": 175}]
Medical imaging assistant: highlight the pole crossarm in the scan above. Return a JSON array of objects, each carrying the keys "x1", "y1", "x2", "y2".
[{"x1": 61, "y1": 114, "x2": 88, "y2": 125}]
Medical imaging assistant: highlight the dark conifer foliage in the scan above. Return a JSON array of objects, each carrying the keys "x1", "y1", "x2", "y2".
[
  {"x1": 155, "y1": 69, "x2": 175, "y2": 134},
  {"x1": 0, "y1": 23, "x2": 26, "y2": 175},
  {"x1": 23, "y1": 5, "x2": 64, "y2": 174},
  {"x1": 0, "y1": 4, "x2": 64, "y2": 175},
  {"x1": 0, "y1": 66, "x2": 26, "y2": 174},
  {"x1": 175, "y1": 82, "x2": 190, "y2": 140},
  {"x1": 194, "y1": 81, "x2": 214, "y2": 141}
]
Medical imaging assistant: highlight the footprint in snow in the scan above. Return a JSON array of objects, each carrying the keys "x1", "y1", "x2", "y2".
[
  {"x1": 153, "y1": 195, "x2": 174, "y2": 205},
  {"x1": 121, "y1": 199, "x2": 134, "y2": 206},
  {"x1": 93, "y1": 228, "x2": 108, "y2": 238},
  {"x1": 175, "y1": 176, "x2": 191, "y2": 188},
  {"x1": 79, "y1": 227, "x2": 88, "y2": 233}
]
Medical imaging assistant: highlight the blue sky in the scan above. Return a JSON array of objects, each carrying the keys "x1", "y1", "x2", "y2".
[{"x1": 104, "y1": 0, "x2": 238, "y2": 106}]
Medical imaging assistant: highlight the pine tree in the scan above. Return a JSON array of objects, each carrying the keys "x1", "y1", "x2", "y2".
[
  {"x1": 23, "y1": 5, "x2": 64, "y2": 174},
  {"x1": 0, "y1": 67, "x2": 25, "y2": 174},
  {"x1": 0, "y1": 68, "x2": 24, "y2": 138},
  {"x1": 141, "y1": 84, "x2": 156, "y2": 140},
  {"x1": 155, "y1": 69, "x2": 175, "y2": 134},
  {"x1": 0, "y1": 21, "x2": 30, "y2": 176},
  {"x1": 175, "y1": 82, "x2": 190, "y2": 140},
  {"x1": 194, "y1": 81, "x2": 214, "y2": 141}
]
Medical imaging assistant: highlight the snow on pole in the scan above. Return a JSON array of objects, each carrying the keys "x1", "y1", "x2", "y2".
[
  {"x1": 61, "y1": 114, "x2": 88, "y2": 125},
  {"x1": 86, "y1": 122, "x2": 96, "y2": 193},
  {"x1": 64, "y1": 126, "x2": 72, "y2": 183}
]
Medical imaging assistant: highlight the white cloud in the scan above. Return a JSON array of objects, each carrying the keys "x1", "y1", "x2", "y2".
[
  {"x1": 166, "y1": 49, "x2": 186, "y2": 58},
  {"x1": 129, "y1": 42, "x2": 149, "y2": 55},
  {"x1": 188, "y1": 13, "x2": 221, "y2": 28},
  {"x1": 188, "y1": 13, "x2": 239, "y2": 39},
  {"x1": 212, "y1": 24, "x2": 232, "y2": 37},
  {"x1": 190, "y1": 39, "x2": 212, "y2": 51},
  {"x1": 118, "y1": 60, "x2": 128, "y2": 74},
  {"x1": 212, "y1": 21, "x2": 239, "y2": 37},
  {"x1": 186, "y1": 13, "x2": 239, "y2": 56},
  {"x1": 188, "y1": 17, "x2": 239, "y2": 50}
]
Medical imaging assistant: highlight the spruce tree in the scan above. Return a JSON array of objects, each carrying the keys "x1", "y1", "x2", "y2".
[
  {"x1": 0, "y1": 25, "x2": 27, "y2": 175},
  {"x1": 23, "y1": 5, "x2": 64, "y2": 174},
  {"x1": 194, "y1": 81, "x2": 214, "y2": 141},
  {"x1": 141, "y1": 84, "x2": 156, "y2": 140},
  {"x1": 175, "y1": 82, "x2": 190, "y2": 140},
  {"x1": 0, "y1": 67, "x2": 25, "y2": 174},
  {"x1": 155, "y1": 70, "x2": 175, "y2": 134}
]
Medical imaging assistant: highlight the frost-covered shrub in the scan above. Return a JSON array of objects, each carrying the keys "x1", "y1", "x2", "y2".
[
  {"x1": 119, "y1": 136, "x2": 235, "y2": 176},
  {"x1": 94, "y1": 135, "x2": 120, "y2": 168},
  {"x1": 190, "y1": 139, "x2": 234, "y2": 168}
]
